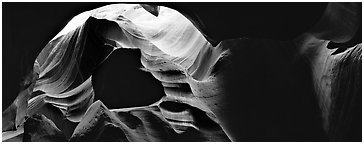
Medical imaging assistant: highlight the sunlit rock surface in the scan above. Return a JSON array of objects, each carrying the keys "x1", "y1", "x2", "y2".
[{"x1": 2, "y1": 3, "x2": 361, "y2": 142}]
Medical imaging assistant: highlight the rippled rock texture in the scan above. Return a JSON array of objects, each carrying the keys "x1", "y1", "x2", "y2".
[{"x1": 2, "y1": 3, "x2": 361, "y2": 142}]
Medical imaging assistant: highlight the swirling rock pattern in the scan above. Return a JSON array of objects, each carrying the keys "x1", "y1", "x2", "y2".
[
  {"x1": 4, "y1": 4, "x2": 230, "y2": 141},
  {"x1": 2, "y1": 3, "x2": 361, "y2": 142}
]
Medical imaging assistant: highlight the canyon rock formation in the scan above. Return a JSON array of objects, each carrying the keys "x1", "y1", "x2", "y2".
[{"x1": 2, "y1": 3, "x2": 361, "y2": 142}]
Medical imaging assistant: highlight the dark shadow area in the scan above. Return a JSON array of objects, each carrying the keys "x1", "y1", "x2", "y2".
[
  {"x1": 91, "y1": 48, "x2": 165, "y2": 109},
  {"x1": 220, "y1": 38, "x2": 328, "y2": 141}
]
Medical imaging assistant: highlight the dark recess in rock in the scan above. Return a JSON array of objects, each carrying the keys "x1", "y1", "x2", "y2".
[{"x1": 92, "y1": 49, "x2": 165, "y2": 109}]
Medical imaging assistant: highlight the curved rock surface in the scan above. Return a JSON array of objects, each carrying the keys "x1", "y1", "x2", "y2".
[{"x1": 2, "y1": 3, "x2": 361, "y2": 142}]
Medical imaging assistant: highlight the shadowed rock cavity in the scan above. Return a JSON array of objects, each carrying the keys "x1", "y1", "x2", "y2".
[{"x1": 92, "y1": 48, "x2": 165, "y2": 109}]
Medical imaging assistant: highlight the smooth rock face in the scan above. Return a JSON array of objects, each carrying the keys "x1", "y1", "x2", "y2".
[
  {"x1": 23, "y1": 114, "x2": 67, "y2": 142},
  {"x1": 69, "y1": 100, "x2": 229, "y2": 141},
  {"x1": 311, "y1": 43, "x2": 362, "y2": 141},
  {"x1": 2, "y1": 3, "x2": 361, "y2": 142}
]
